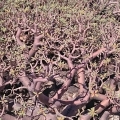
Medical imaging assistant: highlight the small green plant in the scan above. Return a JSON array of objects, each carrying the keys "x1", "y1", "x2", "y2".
[{"x1": 88, "y1": 107, "x2": 98, "y2": 118}]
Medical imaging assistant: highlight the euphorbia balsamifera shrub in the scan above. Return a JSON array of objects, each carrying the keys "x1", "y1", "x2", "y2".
[{"x1": 0, "y1": 0, "x2": 120, "y2": 120}]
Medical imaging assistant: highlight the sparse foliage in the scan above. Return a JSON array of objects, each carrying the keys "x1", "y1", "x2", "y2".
[{"x1": 0, "y1": 0, "x2": 120, "y2": 120}]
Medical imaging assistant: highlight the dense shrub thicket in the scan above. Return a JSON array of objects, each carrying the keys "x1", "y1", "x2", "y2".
[{"x1": 0, "y1": 0, "x2": 120, "y2": 120}]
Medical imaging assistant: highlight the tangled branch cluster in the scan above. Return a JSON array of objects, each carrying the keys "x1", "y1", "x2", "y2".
[{"x1": 0, "y1": 0, "x2": 120, "y2": 120}]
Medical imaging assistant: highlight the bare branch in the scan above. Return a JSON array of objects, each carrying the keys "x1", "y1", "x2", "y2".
[{"x1": 16, "y1": 27, "x2": 25, "y2": 46}]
